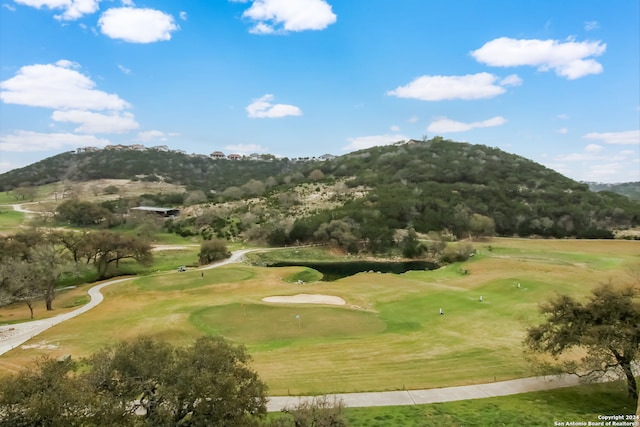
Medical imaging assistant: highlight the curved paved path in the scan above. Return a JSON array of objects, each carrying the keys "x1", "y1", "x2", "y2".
[
  {"x1": 0, "y1": 249, "x2": 254, "y2": 356},
  {"x1": 0, "y1": 248, "x2": 624, "y2": 412},
  {"x1": 266, "y1": 373, "x2": 598, "y2": 412}
]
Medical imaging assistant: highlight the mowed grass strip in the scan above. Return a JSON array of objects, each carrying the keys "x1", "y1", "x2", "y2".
[
  {"x1": 341, "y1": 381, "x2": 635, "y2": 427},
  {"x1": 1, "y1": 238, "x2": 638, "y2": 397}
]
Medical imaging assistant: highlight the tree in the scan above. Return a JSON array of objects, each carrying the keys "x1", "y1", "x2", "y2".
[
  {"x1": 0, "y1": 260, "x2": 41, "y2": 318},
  {"x1": 86, "y1": 231, "x2": 153, "y2": 279},
  {"x1": 0, "y1": 336, "x2": 269, "y2": 426},
  {"x1": 0, "y1": 357, "x2": 100, "y2": 427},
  {"x1": 28, "y1": 244, "x2": 74, "y2": 311},
  {"x1": 525, "y1": 283, "x2": 640, "y2": 402},
  {"x1": 56, "y1": 199, "x2": 113, "y2": 227},
  {"x1": 468, "y1": 213, "x2": 495, "y2": 240},
  {"x1": 199, "y1": 239, "x2": 231, "y2": 265}
]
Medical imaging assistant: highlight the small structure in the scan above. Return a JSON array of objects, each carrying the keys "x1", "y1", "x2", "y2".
[
  {"x1": 227, "y1": 153, "x2": 242, "y2": 160},
  {"x1": 210, "y1": 151, "x2": 226, "y2": 159},
  {"x1": 130, "y1": 206, "x2": 180, "y2": 217}
]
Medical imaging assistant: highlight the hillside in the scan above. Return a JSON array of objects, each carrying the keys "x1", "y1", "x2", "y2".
[
  {"x1": 0, "y1": 148, "x2": 297, "y2": 192},
  {"x1": 2, "y1": 139, "x2": 639, "y2": 245},
  {"x1": 586, "y1": 181, "x2": 640, "y2": 201}
]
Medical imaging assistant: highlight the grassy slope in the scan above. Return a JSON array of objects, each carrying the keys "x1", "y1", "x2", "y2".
[
  {"x1": 0, "y1": 238, "x2": 638, "y2": 398},
  {"x1": 342, "y1": 381, "x2": 636, "y2": 426}
]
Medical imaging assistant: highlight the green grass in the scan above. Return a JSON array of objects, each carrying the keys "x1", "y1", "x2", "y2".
[
  {"x1": 1, "y1": 238, "x2": 638, "y2": 399},
  {"x1": 284, "y1": 267, "x2": 323, "y2": 283},
  {"x1": 0, "y1": 208, "x2": 25, "y2": 230},
  {"x1": 190, "y1": 303, "x2": 385, "y2": 346},
  {"x1": 135, "y1": 266, "x2": 254, "y2": 291},
  {"x1": 343, "y1": 381, "x2": 636, "y2": 426}
]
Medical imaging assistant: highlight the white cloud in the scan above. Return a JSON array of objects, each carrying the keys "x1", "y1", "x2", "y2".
[
  {"x1": 0, "y1": 130, "x2": 109, "y2": 152},
  {"x1": 471, "y1": 37, "x2": 606, "y2": 79},
  {"x1": 0, "y1": 60, "x2": 130, "y2": 110},
  {"x1": 583, "y1": 130, "x2": 640, "y2": 145},
  {"x1": 99, "y1": 7, "x2": 178, "y2": 43},
  {"x1": 500, "y1": 74, "x2": 522, "y2": 86},
  {"x1": 556, "y1": 128, "x2": 568, "y2": 134},
  {"x1": 390, "y1": 125, "x2": 400, "y2": 132},
  {"x1": 2, "y1": 3, "x2": 17, "y2": 11},
  {"x1": 52, "y1": 110, "x2": 139, "y2": 133},
  {"x1": 557, "y1": 114, "x2": 569, "y2": 120},
  {"x1": 427, "y1": 116, "x2": 507, "y2": 133},
  {"x1": 584, "y1": 20, "x2": 599, "y2": 31},
  {"x1": 249, "y1": 22, "x2": 275, "y2": 34},
  {"x1": 241, "y1": 0, "x2": 336, "y2": 34},
  {"x1": 343, "y1": 134, "x2": 407, "y2": 151},
  {"x1": 387, "y1": 72, "x2": 513, "y2": 101},
  {"x1": 585, "y1": 143, "x2": 604, "y2": 153},
  {"x1": 179, "y1": 11, "x2": 187, "y2": 21},
  {"x1": 135, "y1": 130, "x2": 178, "y2": 141},
  {"x1": 117, "y1": 64, "x2": 131, "y2": 74},
  {"x1": 407, "y1": 116, "x2": 419, "y2": 123},
  {"x1": 246, "y1": 94, "x2": 302, "y2": 118},
  {"x1": 14, "y1": 0, "x2": 99, "y2": 20},
  {"x1": 225, "y1": 144, "x2": 268, "y2": 154}
]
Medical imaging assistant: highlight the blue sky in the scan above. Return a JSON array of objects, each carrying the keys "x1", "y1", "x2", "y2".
[{"x1": 1, "y1": 0, "x2": 638, "y2": 183}]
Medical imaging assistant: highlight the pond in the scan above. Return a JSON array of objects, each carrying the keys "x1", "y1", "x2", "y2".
[{"x1": 267, "y1": 260, "x2": 438, "y2": 281}]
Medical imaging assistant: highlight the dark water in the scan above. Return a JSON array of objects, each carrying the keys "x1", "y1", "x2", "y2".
[{"x1": 268, "y1": 260, "x2": 438, "y2": 281}]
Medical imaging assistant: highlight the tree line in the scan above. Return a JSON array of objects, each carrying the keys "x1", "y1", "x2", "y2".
[{"x1": 0, "y1": 229, "x2": 152, "y2": 318}]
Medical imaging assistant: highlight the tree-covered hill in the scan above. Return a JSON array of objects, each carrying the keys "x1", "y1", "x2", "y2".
[
  {"x1": 1, "y1": 138, "x2": 638, "y2": 243},
  {"x1": 284, "y1": 138, "x2": 640, "y2": 240},
  {"x1": 0, "y1": 149, "x2": 296, "y2": 192}
]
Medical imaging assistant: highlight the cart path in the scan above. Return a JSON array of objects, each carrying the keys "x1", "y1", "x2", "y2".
[
  {"x1": 266, "y1": 373, "x2": 616, "y2": 412},
  {"x1": 0, "y1": 249, "x2": 254, "y2": 356},
  {"x1": 0, "y1": 248, "x2": 624, "y2": 412}
]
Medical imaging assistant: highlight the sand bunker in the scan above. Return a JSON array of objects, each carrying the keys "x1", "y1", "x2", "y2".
[{"x1": 262, "y1": 294, "x2": 346, "y2": 305}]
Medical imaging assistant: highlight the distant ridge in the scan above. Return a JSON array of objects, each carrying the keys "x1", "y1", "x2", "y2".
[{"x1": 1, "y1": 138, "x2": 638, "y2": 239}]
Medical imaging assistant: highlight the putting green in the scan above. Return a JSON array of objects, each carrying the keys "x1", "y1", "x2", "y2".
[{"x1": 190, "y1": 303, "x2": 385, "y2": 345}]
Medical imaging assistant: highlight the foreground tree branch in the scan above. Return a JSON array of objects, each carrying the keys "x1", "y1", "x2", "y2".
[{"x1": 525, "y1": 282, "x2": 640, "y2": 403}]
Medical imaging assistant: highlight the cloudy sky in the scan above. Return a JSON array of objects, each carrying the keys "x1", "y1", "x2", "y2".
[{"x1": 0, "y1": 0, "x2": 638, "y2": 183}]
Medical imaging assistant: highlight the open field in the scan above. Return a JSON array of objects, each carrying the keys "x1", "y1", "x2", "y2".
[{"x1": 0, "y1": 238, "x2": 638, "y2": 398}]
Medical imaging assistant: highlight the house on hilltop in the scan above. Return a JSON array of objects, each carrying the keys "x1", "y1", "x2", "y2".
[
  {"x1": 210, "y1": 151, "x2": 225, "y2": 159},
  {"x1": 227, "y1": 153, "x2": 242, "y2": 160}
]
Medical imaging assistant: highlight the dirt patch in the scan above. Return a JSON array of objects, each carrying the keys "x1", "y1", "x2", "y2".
[{"x1": 262, "y1": 294, "x2": 346, "y2": 305}]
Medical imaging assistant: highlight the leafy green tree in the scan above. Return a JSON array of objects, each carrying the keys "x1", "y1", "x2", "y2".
[
  {"x1": 0, "y1": 336, "x2": 268, "y2": 426},
  {"x1": 28, "y1": 244, "x2": 74, "y2": 311},
  {"x1": 86, "y1": 231, "x2": 153, "y2": 279},
  {"x1": 400, "y1": 228, "x2": 424, "y2": 258},
  {"x1": 313, "y1": 219, "x2": 360, "y2": 253},
  {"x1": 0, "y1": 357, "x2": 100, "y2": 427},
  {"x1": 56, "y1": 199, "x2": 113, "y2": 227},
  {"x1": 468, "y1": 213, "x2": 495, "y2": 239},
  {"x1": 525, "y1": 283, "x2": 640, "y2": 402},
  {"x1": 198, "y1": 238, "x2": 231, "y2": 265}
]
